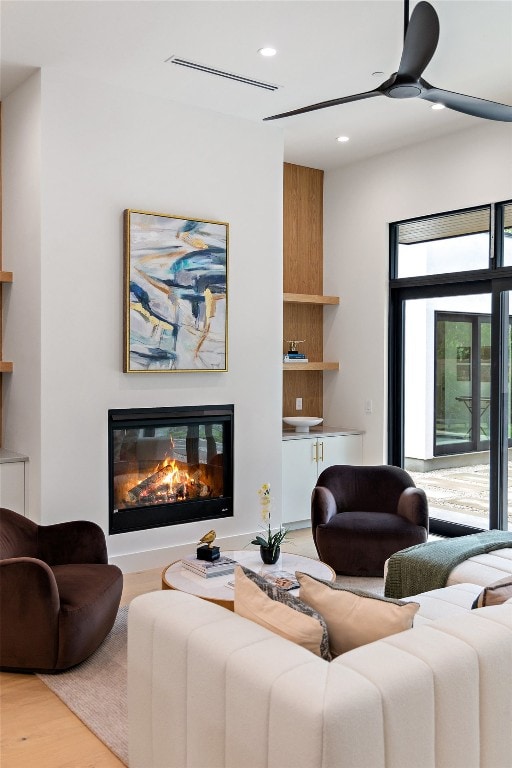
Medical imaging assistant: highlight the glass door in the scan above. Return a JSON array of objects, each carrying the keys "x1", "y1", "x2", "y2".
[
  {"x1": 492, "y1": 286, "x2": 512, "y2": 532},
  {"x1": 403, "y1": 293, "x2": 492, "y2": 530},
  {"x1": 435, "y1": 312, "x2": 491, "y2": 455}
]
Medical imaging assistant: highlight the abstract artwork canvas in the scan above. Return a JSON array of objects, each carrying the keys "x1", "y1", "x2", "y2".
[{"x1": 124, "y1": 210, "x2": 228, "y2": 372}]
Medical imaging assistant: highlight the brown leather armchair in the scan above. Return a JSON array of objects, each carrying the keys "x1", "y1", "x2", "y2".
[
  {"x1": 311, "y1": 465, "x2": 428, "y2": 576},
  {"x1": 0, "y1": 508, "x2": 123, "y2": 672}
]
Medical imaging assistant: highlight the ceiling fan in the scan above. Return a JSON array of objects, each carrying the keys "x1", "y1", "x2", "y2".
[{"x1": 264, "y1": 0, "x2": 512, "y2": 123}]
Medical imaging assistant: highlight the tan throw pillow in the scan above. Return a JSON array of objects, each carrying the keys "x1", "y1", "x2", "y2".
[
  {"x1": 234, "y1": 566, "x2": 331, "y2": 659},
  {"x1": 296, "y1": 572, "x2": 419, "y2": 656},
  {"x1": 472, "y1": 576, "x2": 512, "y2": 608}
]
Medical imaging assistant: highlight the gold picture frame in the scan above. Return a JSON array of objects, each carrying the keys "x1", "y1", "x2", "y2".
[{"x1": 124, "y1": 209, "x2": 228, "y2": 372}]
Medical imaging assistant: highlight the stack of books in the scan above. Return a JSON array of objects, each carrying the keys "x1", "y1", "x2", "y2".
[
  {"x1": 283, "y1": 353, "x2": 309, "y2": 363},
  {"x1": 181, "y1": 555, "x2": 237, "y2": 578}
]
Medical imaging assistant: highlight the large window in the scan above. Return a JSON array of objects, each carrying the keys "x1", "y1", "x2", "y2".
[{"x1": 389, "y1": 202, "x2": 512, "y2": 536}]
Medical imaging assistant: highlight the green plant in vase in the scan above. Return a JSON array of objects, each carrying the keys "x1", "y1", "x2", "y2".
[{"x1": 251, "y1": 483, "x2": 288, "y2": 564}]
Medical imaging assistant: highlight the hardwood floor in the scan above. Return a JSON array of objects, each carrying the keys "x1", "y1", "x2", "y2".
[
  {"x1": 1, "y1": 673, "x2": 125, "y2": 768},
  {"x1": 0, "y1": 530, "x2": 316, "y2": 767},
  {"x1": 0, "y1": 566, "x2": 162, "y2": 768}
]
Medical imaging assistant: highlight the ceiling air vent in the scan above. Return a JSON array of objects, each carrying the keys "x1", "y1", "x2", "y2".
[{"x1": 166, "y1": 55, "x2": 279, "y2": 92}]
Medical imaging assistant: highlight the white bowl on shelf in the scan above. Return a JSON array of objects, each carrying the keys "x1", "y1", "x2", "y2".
[{"x1": 282, "y1": 417, "x2": 323, "y2": 433}]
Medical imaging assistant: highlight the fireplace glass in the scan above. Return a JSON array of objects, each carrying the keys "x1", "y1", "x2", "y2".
[{"x1": 108, "y1": 405, "x2": 233, "y2": 534}]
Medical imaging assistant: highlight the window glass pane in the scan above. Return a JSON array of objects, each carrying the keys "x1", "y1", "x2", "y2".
[
  {"x1": 479, "y1": 321, "x2": 491, "y2": 442},
  {"x1": 509, "y1": 320, "x2": 512, "y2": 443},
  {"x1": 507, "y1": 295, "x2": 512, "y2": 531},
  {"x1": 397, "y1": 207, "x2": 490, "y2": 278},
  {"x1": 503, "y1": 203, "x2": 512, "y2": 267},
  {"x1": 436, "y1": 316, "x2": 473, "y2": 449}
]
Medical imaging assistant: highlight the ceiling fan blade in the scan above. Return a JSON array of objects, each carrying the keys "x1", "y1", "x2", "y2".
[
  {"x1": 263, "y1": 89, "x2": 383, "y2": 121},
  {"x1": 420, "y1": 85, "x2": 512, "y2": 122},
  {"x1": 398, "y1": 1, "x2": 440, "y2": 79}
]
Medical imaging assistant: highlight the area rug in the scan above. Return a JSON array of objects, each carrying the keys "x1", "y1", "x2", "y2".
[
  {"x1": 38, "y1": 606, "x2": 129, "y2": 766},
  {"x1": 334, "y1": 574, "x2": 384, "y2": 596},
  {"x1": 37, "y1": 574, "x2": 384, "y2": 764}
]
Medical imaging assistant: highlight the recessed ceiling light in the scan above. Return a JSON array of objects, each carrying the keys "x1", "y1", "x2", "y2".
[
  {"x1": 431, "y1": 103, "x2": 445, "y2": 110},
  {"x1": 336, "y1": 135, "x2": 350, "y2": 143},
  {"x1": 258, "y1": 47, "x2": 277, "y2": 57}
]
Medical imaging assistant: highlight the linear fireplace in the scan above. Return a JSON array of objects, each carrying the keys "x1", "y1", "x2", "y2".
[{"x1": 108, "y1": 405, "x2": 234, "y2": 535}]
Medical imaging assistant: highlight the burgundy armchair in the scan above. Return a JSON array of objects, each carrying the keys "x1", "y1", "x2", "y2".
[
  {"x1": 311, "y1": 465, "x2": 428, "y2": 576},
  {"x1": 0, "y1": 508, "x2": 123, "y2": 672}
]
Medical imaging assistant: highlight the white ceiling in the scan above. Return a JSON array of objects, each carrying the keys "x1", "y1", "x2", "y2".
[{"x1": 1, "y1": 0, "x2": 511, "y2": 170}]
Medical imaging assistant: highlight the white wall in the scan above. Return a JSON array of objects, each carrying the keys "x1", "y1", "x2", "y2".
[
  {"x1": 2, "y1": 73, "x2": 42, "y2": 513},
  {"x1": 403, "y1": 298, "x2": 432, "y2": 460},
  {"x1": 2, "y1": 69, "x2": 284, "y2": 570},
  {"x1": 323, "y1": 122, "x2": 512, "y2": 463}
]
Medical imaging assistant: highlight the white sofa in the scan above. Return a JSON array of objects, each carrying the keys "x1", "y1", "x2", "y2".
[
  {"x1": 445, "y1": 547, "x2": 512, "y2": 587},
  {"x1": 128, "y1": 583, "x2": 512, "y2": 768}
]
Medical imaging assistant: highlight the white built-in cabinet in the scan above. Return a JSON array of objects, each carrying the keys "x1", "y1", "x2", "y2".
[
  {"x1": 0, "y1": 450, "x2": 27, "y2": 515},
  {"x1": 282, "y1": 431, "x2": 363, "y2": 524}
]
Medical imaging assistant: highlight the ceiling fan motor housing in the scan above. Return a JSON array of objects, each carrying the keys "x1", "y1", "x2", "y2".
[
  {"x1": 387, "y1": 84, "x2": 423, "y2": 99},
  {"x1": 383, "y1": 73, "x2": 424, "y2": 99}
]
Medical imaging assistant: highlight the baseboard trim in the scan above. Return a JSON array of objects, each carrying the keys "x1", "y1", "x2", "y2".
[{"x1": 109, "y1": 531, "x2": 269, "y2": 573}]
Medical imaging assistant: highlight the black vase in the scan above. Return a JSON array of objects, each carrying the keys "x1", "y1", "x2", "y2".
[{"x1": 260, "y1": 545, "x2": 280, "y2": 565}]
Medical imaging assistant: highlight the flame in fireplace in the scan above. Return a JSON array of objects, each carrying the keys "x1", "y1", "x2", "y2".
[
  {"x1": 157, "y1": 457, "x2": 194, "y2": 500},
  {"x1": 114, "y1": 453, "x2": 216, "y2": 510}
]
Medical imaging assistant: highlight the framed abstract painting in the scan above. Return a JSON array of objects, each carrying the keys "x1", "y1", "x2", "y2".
[{"x1": 124, "y1": 209, "x2": 228, "y2": 372}]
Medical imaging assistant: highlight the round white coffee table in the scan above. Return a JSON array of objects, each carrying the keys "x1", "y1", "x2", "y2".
[{"x1": 161, "y1": 549, "x2": 335, "y2": 610}]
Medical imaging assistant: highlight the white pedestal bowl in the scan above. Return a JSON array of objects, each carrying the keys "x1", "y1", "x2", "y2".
[{"x1": 282, "y1": 417, "x2": 323, "y2": 433}]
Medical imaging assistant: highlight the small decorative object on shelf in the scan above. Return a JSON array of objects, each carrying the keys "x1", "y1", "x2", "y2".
[
  {"x1": 197, "y1": 529, "x2": 220, "y2": 561},
  {"x1": 251, "y1": 483, "x2": 288, "y2": 565},
  {"x1": 285, "y1": 340, "x2": 305, "y2": 353},
  {"x1": 283, "y1": 339, "x2": 308, "y2": 363}
]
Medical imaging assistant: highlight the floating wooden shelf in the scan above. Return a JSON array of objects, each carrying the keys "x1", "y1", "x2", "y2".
[
  {"x1": 283, "y1": 361, "x2": 339, "y2": 372},
  {"x1": 0, "y1": 271, "x2": 13, "y2": 283},
  {"x1": 0, "y1": 362, "x2": 13, "y2": 373},
  {"x1": 283, "y1": 293, "x2": 339, "y2": 305}
]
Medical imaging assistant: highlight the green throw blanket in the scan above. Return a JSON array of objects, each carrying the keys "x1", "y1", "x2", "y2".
[{"x1": 384, "y1": 530, "x2": 512, "y2": 599}]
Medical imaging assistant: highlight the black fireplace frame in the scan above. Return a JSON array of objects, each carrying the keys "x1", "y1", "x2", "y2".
[{"x1": 108, "y1": 404, "x2": 234, "y2": 535}]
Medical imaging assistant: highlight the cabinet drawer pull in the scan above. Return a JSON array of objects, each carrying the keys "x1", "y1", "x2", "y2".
[{"x1": 319, "y1": 441, "x2": 324, "y2": 462}]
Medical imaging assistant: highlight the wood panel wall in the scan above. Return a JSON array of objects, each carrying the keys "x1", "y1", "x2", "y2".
[
  {"x1": 283, "y1": 163, "x2": 324, "y2": 418},
  {"x1": 283, "y1": 163, "x2": 323, "y2": 294}
]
